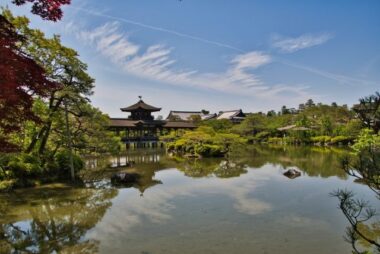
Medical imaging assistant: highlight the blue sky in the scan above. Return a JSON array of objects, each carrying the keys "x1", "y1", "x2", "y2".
[{"x1": 1, "y1": 0, "x2": 380, "y2": 117}]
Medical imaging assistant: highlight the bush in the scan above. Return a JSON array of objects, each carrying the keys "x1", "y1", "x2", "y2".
[
  {"x1": 330, "y1": 136, "x2": 354, "y2": 145},
  {"x1": 195, "y1": 144, "x2": 225, "y2": 157},
  {"x1": 55, "y1": 150, "x2": 84, "y2": 179},
  {"x1": 255, "y1": 131, "x2": 271, "y2": 141},
  {"x1": 6, "y1": 154, "x2": 43, "y2": 178},
  {"x1": 0, "y1": 179, "x2": 16, "y2": 192}
]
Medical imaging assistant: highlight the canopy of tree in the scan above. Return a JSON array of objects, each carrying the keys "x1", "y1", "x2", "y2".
[
  {"x1": 0, "y1": 14, "x2": 57, "y2": 152},
  {"x1": 12, "y1": 0, "x2": 70, "y2": 21},
  {"x1": 0, "y1": 10, "x2": 120, "y2": 190}
]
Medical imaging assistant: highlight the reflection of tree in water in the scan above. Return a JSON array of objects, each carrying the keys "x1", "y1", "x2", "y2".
[
  {"x1": 0, "y1": 187, "x2": 117, "y2": 253},
  {"x1": 175, "y1": 158, "x2": 247, "y2": 178},
  {"x1": 332, "y1": 144, "x2": 380, "y2": 253},
  {"x1": 231, "y1": 145, "x2": 350, "y2": 178},
  {"x1": 213, "y1": 160, "x2": 247, "y2": 178}
]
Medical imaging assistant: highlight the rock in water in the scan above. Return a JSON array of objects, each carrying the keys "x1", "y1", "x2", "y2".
[{"x1": 283, "y1": 169, "x2": 301, "y2": 179}]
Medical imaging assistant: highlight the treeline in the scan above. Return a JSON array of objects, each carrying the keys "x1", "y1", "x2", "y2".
[
  {"x1": 163, "y1": 92, "x2": 380, "y2": 157},
  {"x1": 0, "y1": 10, "x2": 119, "y2": 191}
]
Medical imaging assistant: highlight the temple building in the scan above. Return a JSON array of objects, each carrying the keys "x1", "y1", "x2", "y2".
[
  {"x1": 216, "y1": 109, "x2": 246, "y2": 123},
  {"x1": 166, "y1": 111, "x2": 216, "y2": 121},
  {"x1": 109, "y1": 97, "x2": 196, "y2": 148}
]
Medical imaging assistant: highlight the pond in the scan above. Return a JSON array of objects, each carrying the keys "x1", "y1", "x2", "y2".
[{"x1": 1, "y1": 145, "x2": 379, "y2": 253}]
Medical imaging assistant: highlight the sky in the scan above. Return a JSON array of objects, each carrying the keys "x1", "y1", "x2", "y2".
[{"x1": 1, "y1": 0, "x2": 380, "y2": 118}]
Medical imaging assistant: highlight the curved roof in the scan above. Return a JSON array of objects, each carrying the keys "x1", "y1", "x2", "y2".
[
  {"x1": 166, "y1": 111, "x2": 217, "y2": 121},
  {"x1": 217, "y1": 109, "x2": 244, "y2": 120},
  {"x1": 121, "y1": 100, "x2": 161, "y2": 112}
]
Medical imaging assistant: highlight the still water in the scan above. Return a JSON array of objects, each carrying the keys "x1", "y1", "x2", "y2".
[{"x1": 1, "y1": 146, "x2": 379, "y2": 253}]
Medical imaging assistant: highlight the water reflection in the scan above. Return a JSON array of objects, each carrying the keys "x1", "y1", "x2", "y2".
[
  {"x1": 86, "y1": 145, "x2": 350, "y2": 184},
  {"x1": 331, "y1": 146, "x2": 380, "y2": 253},
  {"x1": 0, "y1": 186, "x2": 117, "y2": 253},
  {"x1": 231, "y1": 145, "x2": 350, "y2": 178},
  {"x1": 0, "y1": 145, "x2": 364, "y2": 254}
]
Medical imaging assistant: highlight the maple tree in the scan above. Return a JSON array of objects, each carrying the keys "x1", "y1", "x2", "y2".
[
  {"x1": 11, "y1": 0, "x2": 71, "y2": 21},
  {"x1": 0, "y1": 15, "x2": 57, "y2": 152}
]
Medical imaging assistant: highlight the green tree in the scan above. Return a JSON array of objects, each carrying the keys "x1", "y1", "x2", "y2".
[
  {"x1": 3, "y1": 11, "x2": 95, "y2": 156},
  {"x1": 353, "y1": 92, "x2": 380, "y2": 133},
  {"x1": 305, "y1": 99, "x2": 315, "y2": 108},
  {"x1": 332, "y1": 129, "x2": 380, "y2": 253}
]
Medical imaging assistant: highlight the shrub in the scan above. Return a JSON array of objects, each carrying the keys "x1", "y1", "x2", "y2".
[
  {"x1": 255, "y1": 131, "x2": 270, "y2": 141},
  {"x1": 0, "y1": 179, "x2": 16, "y2": 192},
  {"x1": 195, "y1": 144, "x2": 225, "y2": 157},
  {"x1": 6, "y1": 154, "x2": 43, "y2": 178},
  {"x1": 330, "y1": 136, "x2": 354, "y2": 145},
  {"x1": 55, "y1": 150, "x2": 84, "y2": 179}
]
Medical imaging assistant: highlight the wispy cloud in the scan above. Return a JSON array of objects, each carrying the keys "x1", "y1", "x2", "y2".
[
  {"x1": 70, "y1": 6, "x2": 245, "y2": 53},
  {"x1": 278, "y1": 59, "x2": 376, "y2": 87},
  {"x1": 78, "y1": 21, "x2": 308, "y2": 98},
  {"x1": 68, "y1": 7, "x2": 372, "y2": 93},
  {"x1": 272, "y1": 33, "x2": 333, "y2": 53}
]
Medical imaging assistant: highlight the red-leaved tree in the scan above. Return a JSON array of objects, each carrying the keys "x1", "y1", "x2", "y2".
[
  {"x1": 0, "y1": 15, "x2": 57, "y2": 152},
  {"x1": 12, "y1": 0, "x2": 71, "y2": 21}
]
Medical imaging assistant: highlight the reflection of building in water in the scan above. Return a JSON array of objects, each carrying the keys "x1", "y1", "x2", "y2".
[
  {"x1": 110, "y1": 154, "x2": 164, "y2": 196},
  {"x1": 111, "y1": 153, "x2": 162, "y2": 167},
  {"x1": 109, "y1": 97, "x2": 196, "y2": 149}
]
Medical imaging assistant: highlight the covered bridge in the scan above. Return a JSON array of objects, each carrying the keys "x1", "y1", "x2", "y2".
[{"x1": 109, "y1": 97, "x2": 197, "y2": 148}]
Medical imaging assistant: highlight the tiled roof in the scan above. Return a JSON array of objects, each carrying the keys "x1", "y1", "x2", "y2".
[
  {"x1": 121, "y1": 100, "x2": 161, "y2": 112},
  {"x1": 109, "y1": 118, "x2": 196, "y2": 128},
  {"x1": 109, "y1": 118, "x2": 138, "y2": 127},
  {"x1": 166, "y1": 111, "x2": 202, "y2": 121},
  {"x1": 164, "y1": 121, "x2": 197, "y2": 128},
  {"x1": 217, "y1": 110, "x2": 242, "y2": 120},
  {"x1": 109, "y1": 118, "x2": 166, "y2": 127},
  {"x1": 201, "y1": 114, "x2": 217, "y2": 120}
]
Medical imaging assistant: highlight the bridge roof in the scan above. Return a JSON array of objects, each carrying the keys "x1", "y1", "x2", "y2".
[{"x1": 121, "y1": 99, "x2": 161, "y2": 112}]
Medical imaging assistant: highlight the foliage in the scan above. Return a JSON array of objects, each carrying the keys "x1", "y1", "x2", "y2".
[
  {"x1": 352, "y1": 129, "x2": 380, "y2": 154},
  {"x1": 332, "y1": 128, "x2": 380, "y2": 253},
  {"x1": 54, "y1": 150, "x2": 84, "y2": 178},
  {"x1": 199, "y1": 119, "x2": 233, "y2": 132},
  {"x1": 166, "y1": 126, "x2": 247, "y2": 157},
  {"x1": 330, "y1": 136, "x2": 354, "y2": 145},
  {"x1": 0, "y1": 14, "x2": 57, "y2": 152},
  {"x1": 195, "y1": 144, "x2": 224, "y2": 157},
  {"x1": 2, "y1": 10, "x2": 96, "y2": 155},
  {"x1": 232, "y1": 113, "x2": 269, "y2": 136},
  {"x1": 0, "y1": 10, "x2": 122, "y2": 190},
  {"x1": 167, "y1": 115, "x2": 182, "y2": 121},
  {"x1": 353, "y1": 92, "x2": 380, "y2": 133},
  {"x1": 12, "y1": 0, "x2": 71, "y2": 21},
  {"x1": 228, "y1": 99, "x2": 362, "y2": 145},
  {"x1": 331, "y1": 189, "x2": 380, "y2": 253},
  {"x1": 188, "y1": 114, "x2": 202, "y2": 124},
  {"x1": 0, "y1": 179, "x2": 16, "y2": 192}
]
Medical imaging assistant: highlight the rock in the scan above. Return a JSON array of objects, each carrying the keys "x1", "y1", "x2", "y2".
[{"x1": 283, "y1": 169, "x2": 301, "y2": 179}]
